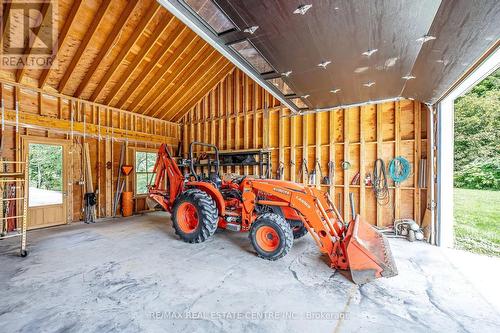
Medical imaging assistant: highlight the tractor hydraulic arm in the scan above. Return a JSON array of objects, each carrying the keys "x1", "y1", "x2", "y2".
[
  {"x1": 241, "y1": 179, "x2": 350, "y2": 269},
  {"x1": 241, "y1": 178, "x2": 398, "y2": 283}
]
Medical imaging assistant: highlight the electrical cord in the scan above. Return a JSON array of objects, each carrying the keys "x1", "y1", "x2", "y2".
[
  {"x1": 389, "y1": 156, "x2": 411, "y2": 184},
  {"x1": 372, "y1": 159, "x2": 390, "y2": 206}
]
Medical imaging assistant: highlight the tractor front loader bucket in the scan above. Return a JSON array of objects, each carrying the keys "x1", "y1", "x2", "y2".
[{"x1": 345, "y1": 215, "x2": 398, "y2": 284}]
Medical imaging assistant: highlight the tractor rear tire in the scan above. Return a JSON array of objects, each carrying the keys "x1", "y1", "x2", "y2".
[
  {"x1": 171, "y1": 189, "x2": 218, "y2": 243},
  {"x1": 250, "y1": 213, "x2": 293, "y2": 261}
]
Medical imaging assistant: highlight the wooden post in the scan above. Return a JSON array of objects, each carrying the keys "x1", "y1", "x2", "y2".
[
  {"x1": 234, "y1": 72, "x2": 241, "y2": 174},
  {"x1": 302, "y1": 114, "x2": 308, "y2": 185},
  {"x1": 225, "y1": 77, "x2": 232, "y2": 174},
  {"x1": 278, "y1": 107, "x2": 284, "y2": 180},
  {"x1": 360, "y1": 106, "x2": 366, "y2": 217},
  {"x1": 290, "y1": 115, "x2": 296, "y2": 182},
  {"x1": 105, "y1": 137, "x2": 112, "y2": 217},
  {"x1": 243, "y1": 75, "x2": 249, "y2": 175},
  {"x1": 414, "y1": 101, "x2": 422, "y2": 224},
  {"x1": 252, "y1": 82, "x2": 258, "y2": 175},
  {"x1": 329, "y1": 110, "x2": 335, "y2": 195},
  {"x1": 394, "y1": 101, "x2": 401, "y2": 220},
  {"x1": 376, "y1": 104, "x2": 383, "y2": 226},
  {"x1": 315, "y1": 112, "x2": 321, "y2": 188},
  {"x1": 343, "y1": 108, "x2": 350, "y2": 222}
]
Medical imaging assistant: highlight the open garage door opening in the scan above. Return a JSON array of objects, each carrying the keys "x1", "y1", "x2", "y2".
[{"x1": 453, "y1": 69, "x2": 499, "y2": 257}]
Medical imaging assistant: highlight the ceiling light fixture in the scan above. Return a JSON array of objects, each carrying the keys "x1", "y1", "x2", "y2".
[
  {"x1": 363, "y1": 82, "x2": 375, "y2": 87},
  {"x1": 330, "y1": 88, "x2": 341, "y2": 93},
  {"x1": 402, "y1": 75, "x2": 416, "y2": 80},
  {"x1": 362, "y1": 49, "x2": 378, "y2": 57},
  {"x1": 281, "y1": 71, "x2": 292, "y2": 77},
  {"x1": 293, "y1": 4, "x2": 312, "y2": 15},
  {"x1": 244, "y1": 26, "x2": 259, "y2": 34},
  {"x1": 416, "y1": 35, "x2": 436, "y2": 43},
  {"x1": 317, "y1": 60, "x2": 331, "y2": 69}
]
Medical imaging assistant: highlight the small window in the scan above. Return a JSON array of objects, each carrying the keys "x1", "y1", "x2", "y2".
[
  {"x1": 268, "y1": 77, "x2": 294, "y2": 95},
  {"x1": 28, "y1": 143, "x2": 63, "y2": 207},
  {"x1": 230, "y1": 40, "x2": 274, "y2": 74},
  {"x1": 135, "y1": 151, "x2": 157, "y2": 195},
  {"x1": 183, "y1": 0, "x2": 235, "y2": 34}
]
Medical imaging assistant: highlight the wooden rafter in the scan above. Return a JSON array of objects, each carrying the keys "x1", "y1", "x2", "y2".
[
  {"x1": 143, "y1": 44, "x2": 213, "y2": 116},
  {"x1": 38, "y1": 0, "x2": 84, "y2": 88},
  {"x1": 122, "y1": 30, "x2": 198, "y2": 111},
  {"x1": 73, "y1": 0, "x2": 141, "y2": 98},
  {"x1": 170, "y1": 63, "x2": 234, "y2": 122},
  {"x1": 2, "y1": 1, "x2": 11, "y2": 28},
  {"x1": 1, "y1": 1, "x2": 12, "y2": 46},
  {"x1": 114, "y1": 27, "x2": 192, "y2": 109},
  {"x1": 102, "y1": 15, "x2": 178, "y2": 106},
  {"x1": 151, "y1": 52, "x2": 230, "y2": 117},
  {"x1": 146, "y1": 47, "x2": 218, "y2": 117},
  {"x1": 57, "y1": 0, "x2": 112, "y2": 93},
  {"x1": 152, "y1": 50, "x2": 228, "y2": 117},
  {"x1": 15, "y1": 2, "x2": 51, "y2": 82}
]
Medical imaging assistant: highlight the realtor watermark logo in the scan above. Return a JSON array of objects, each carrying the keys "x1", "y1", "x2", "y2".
[
  {"x1": 149, "y1": 311, "x2": 349, "y2": 321},
  {"x1": 1, "y1": 0, "x2": 57, "y2": 69}
]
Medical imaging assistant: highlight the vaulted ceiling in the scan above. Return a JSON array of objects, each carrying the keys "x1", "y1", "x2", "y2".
[
  {"x1": 161, "y1": 0, "x2": 500, "y2": 112},
  {"x1": 0, "y1": 0, "x2": 235, "y2": 122}
]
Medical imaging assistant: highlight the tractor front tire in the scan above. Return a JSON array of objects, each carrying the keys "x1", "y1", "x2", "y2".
[
  {"x1": 250, "y1": 213, "x2": 293, "y2": 261},
  {"x1": 289, "y1": 220, "x2": 308, "y2": 239},
  {"x1": 171, "y1": 189, "x2": 218, "y2": 243}
]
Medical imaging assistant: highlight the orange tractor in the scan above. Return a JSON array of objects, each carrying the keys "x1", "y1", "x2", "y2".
[{"x1": 148, "y1": 142, "x2": 397, "y2": 284}]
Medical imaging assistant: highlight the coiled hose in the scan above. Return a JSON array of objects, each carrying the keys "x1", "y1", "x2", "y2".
[{"x1": 389, "y1": 156, "x2": 411, "y2": 184}]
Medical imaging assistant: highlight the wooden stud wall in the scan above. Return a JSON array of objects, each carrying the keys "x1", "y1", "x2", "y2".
[
  {"x1": 181, "y1": 69, "x2": 429, "y2": 226},
  {"x1": 0, "y1": 80, "x2": 179, "y2": 223}
]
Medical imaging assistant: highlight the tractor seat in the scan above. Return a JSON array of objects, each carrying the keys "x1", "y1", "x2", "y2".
[{"x1": 209, "y1": 172, "x2": 222, "y2": 188}]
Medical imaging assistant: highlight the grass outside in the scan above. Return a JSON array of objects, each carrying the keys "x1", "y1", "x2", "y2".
[{"x1": 454, "y1": 188, "x2": 500, "y2": 257}]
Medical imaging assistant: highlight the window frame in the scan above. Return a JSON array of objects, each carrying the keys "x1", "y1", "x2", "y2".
[{"x1": 134, "y1": 149, "x2": 158, "y2": 197}]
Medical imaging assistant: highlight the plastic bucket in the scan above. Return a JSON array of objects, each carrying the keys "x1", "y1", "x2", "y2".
[{"x1": 121, "y1": 191, "x2": 133, "y2": 217}]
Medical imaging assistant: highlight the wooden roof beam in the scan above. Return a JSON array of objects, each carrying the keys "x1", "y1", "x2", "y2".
[
  {"x1": 119, "y1": 30, "x2": 197, "y2": 110},
  {"x1": 57, "y1": 0, "x2": 112, "y2": 94},
  {"x1": 141, "y1": 45, "x2": 215, "y2": 113},
  {"x1": 109, "y1": 24, "x2": 189, "y2": 107},
  {"x1": 1, "y1": 1, "x2": 12, "y2": 44},
  {"x1": 169, "y1": 63, "x2": 234, "y2": 122},
  {"x1": 15, "y1": 2, "x2": 51, "y2": 83},
  {"x1": 168, "y1": 62, "x2": 234, "y2": 121},
  {"x1": 146, "y1": 47, "x2": 218, "y2": 117},
  {"x1": 73, "y1": 0, "x2": 141, "y2": 98},
  {"x1": 38, "y1": 0, "x2": 84, "y2": 88},
  {"x1": 102, "y1": 15, "x2": 178, "y2": 106}
]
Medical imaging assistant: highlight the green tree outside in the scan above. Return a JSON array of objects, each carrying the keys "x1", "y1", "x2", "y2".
[
  {"x1": 28, "y1": 143, "x2": 62, "y2": 191},
  {"x1": 454, "y1": 69, "x2": 499, "y2": 190}
]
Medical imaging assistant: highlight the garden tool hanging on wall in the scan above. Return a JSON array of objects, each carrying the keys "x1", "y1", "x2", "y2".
[
  {"x1": 276, "y1": 162, "x2": 284, "y2": 180},
  {"x1": 309, "y1": 159, "x2": 321, "y2": 185},
  {"x1": 297, "y1": 158, "x2": 309, "y2": 184},
  {"x1": 322, "y1": 161, "x2": 334, "y2": 185}
]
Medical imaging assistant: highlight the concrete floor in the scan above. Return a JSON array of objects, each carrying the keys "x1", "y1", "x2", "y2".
[{"x1": 1, "y1": 212, "x2": 499, "y2": 333}]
